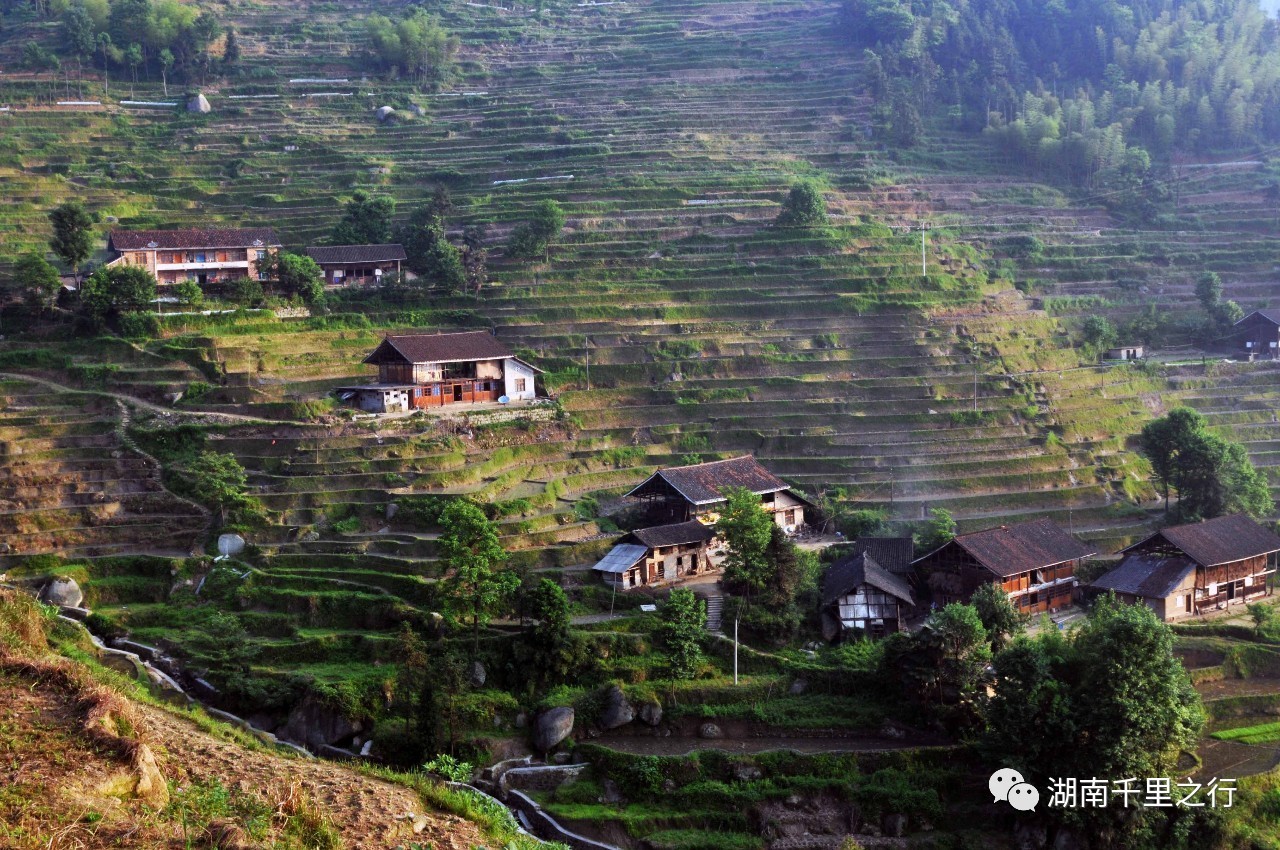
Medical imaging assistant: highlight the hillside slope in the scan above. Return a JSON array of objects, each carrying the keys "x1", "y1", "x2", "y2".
[{"x1": 0, "y1": 588, "x2": 499, "y2": 850}]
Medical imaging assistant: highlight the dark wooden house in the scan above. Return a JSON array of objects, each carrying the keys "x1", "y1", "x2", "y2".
[
  {"x1": 592, "y1": 520, "x2": 717, "y2": 590},
  {"x1": 846, "y1": 536, "x2": 915, "y2": 579},
  {"x1": 335, "y1": 331, "x2": 540, "y2": 413},
  {"x1": 625, "y1": 455, "x2": 812, "y2": 530},
  {"x1": 1092, "y1": 514, "x2": 1280, "y2": 621},
  {"x1": 913, "y1": 518, "x2": 1095, "y2": 615},
  {"x1": 821, "y1": 552, "x2": 915, "y2": 641},
  {"x1": 1234, "y1": 310, "x2": 1280, "y2": 360},
  {"x1": 305, "y1": 244, "x2": 407, "y2": 287}
]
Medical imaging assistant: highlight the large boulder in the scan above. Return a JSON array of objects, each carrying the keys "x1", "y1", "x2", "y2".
[
  {"x1": 468, "y1": 661, "x2": 486, "y2": 688},
  {"x1": 217, "y1": 533, "x2": 245, "y2": 556},
  {"x1": 599, "y1": 685, "x2": 634, "y2": 730},
  {"x1": 187, "y1": 93, "x2": 211, "y2": 114},
  {"x1": 39, "y1": 577, "x2": 83, "y2": 608},
  {"x1": 534, "y1": 707, "x2": 574, "y2": 752},
  {"x1": 376, "y1": 105, "x2": 396, "y2": 122},
  {"x1": 698, "y1": 722, "x2": 723, "y2": 739},
  {"x1": 637, "y1": 698, "x2": 663, "y2": 727},
  {"x1": 282, "y1": 694, "x2": 361, "y2": 750}
]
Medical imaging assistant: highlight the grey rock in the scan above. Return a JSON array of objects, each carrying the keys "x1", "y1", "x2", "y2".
[
  {"x1": 283, "y1": 693, "x2": 359, "y2": 750},
  {"x1": 187, "y1": 93, "x2": 211, "y2": 114},
  {"x1": 788, "y1": 678, "x2": 808, "y2": 695},
  {"x1": 879, "y1": 720, "x2": 908, "y2": 740},
  {"x1": 534, "y1": 707, "x2": 574, "y2": 752},
  {"x1": 386, "y1": 502, "x2": 399, "y2": 520},
  {"x1": 733, "y1": 764, "x2": 762, "y2": 782},
  {"x1": 637, "y1": 699, "x2": 663, "y2": 727},
  {"x1": 698, "y1": 722, "x2": 723, "y2": 739},
  {"x1": 599, "y1": 685, "x2": 634, "y2": 730},
  {"x1": 883, "y1": 813, "x2": 908, "y2": 838},
  {"x1": 411, "y1": 104, "x2": 426, "y2": 116},
  {"x1": 468, "y1": 661, "x2": 486, "y2": 688},
  {"x1": 601, "y1": 778, "x2": 623, "y2": 804},
  {"x1": 514, "y1": 711, "x2": 528, "y2": 729},
  {"x1": 217, "y1": 533, "x2": 245, "y2": 556},
  {"x1": 551, "y1": 752, "x2": 572, "y2": 765},
  {"x1": 360, "y1": 740, "x2": 374, "y2": 757},
  {"x1": 40, "y1": 577, "x2": 83, "y2": 608},
  {"x1": 376, "y1": 105, "x2": 396, "y2": 121},
  {"x1": 660, "y1": 778, "x2": 676, "y2": 793}
]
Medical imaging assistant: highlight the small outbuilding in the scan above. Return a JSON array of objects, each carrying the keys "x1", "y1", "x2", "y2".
[
  {"x1": 1104, "y1": 344, "x2": 1144, "y2": 361},
  {"x1": 592, "y1": 520, "x2": 717, "y2": 590},
  {"x1": 821, "y1": 552, "x2": 915, "y2": 641}
]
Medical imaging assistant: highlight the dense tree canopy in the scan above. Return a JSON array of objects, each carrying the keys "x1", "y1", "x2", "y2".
[
  {"x1": 844, "y1": 0, "x2": 1280, "y2": 191},
  {"x1": 53, "y1": 0, "x2": 222, "y2": 83},
  {"x1": 331, "y1": 191, "x2": 395, "y2": 246},
  {"x1": 48, "y1": 200, "x2": 94, "y2": 280},
  {"x1": 364, "y1": 10, "x2": 458, "y2": 87},
  {"x1": 79, "y1": 265, "x2": 155, "y2": 327},
  {"x1": 1139, "y1": 407, "x2": 1272, "y2": 521},
  {"x1": 438, "y1": 500, "x2": 518, "y2": 656}
]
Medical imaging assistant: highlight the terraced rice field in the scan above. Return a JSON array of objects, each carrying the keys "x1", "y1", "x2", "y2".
[{"x1": 2, "y1": 0, "x2": 1279, "y2": 579}]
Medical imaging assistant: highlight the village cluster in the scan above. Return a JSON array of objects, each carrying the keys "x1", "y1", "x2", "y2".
[{"x1": 104, "y1": 226, "x2": 1280, "y2": 640}]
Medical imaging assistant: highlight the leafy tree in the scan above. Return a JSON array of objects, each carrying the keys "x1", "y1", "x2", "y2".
[
  {"x1": 21, "y1": 40, "x2": 60, "y2": 71},
  {"x1": 184, "y1": 611, "x2": 259, "y2": 680},
  {"x1": 888, "y1": 91, "x2": 923, "y2": 147},
  {"x1": 178, "y1": 450, "x2": 264, "y2": 526},
  {"x1": 660, "y1": 587, "x2": 706, "y2": 679},
  {"x1": 79, "y1": 265, "x2": 156, "y2": 329},
  {"x1": 438, "y1": 500, "x2": 518, "y2": 657},
  {"x1": 716, "y1": 487, "x2": 775, "y2": 601},
  {"x1": 775, "y1": 180, "x2": 829, "y2": 227},
  {"x1": 48, "y1": 200, "x2": 95, "y2": 282},
  {"x1": 506, "y1": 200, "x2": 566, "y2": 262},
  {"x1": 1248, "y1": 602, "x2": 1276, "y2": 637},
  {"x1": 521, "y1": 578, "x2": 587, "y2": 693},
  {"x1": 1081, "y1": 315, "x2": 1117, "y2": 350},
  {"x1": 396, "y1": 205, "x2": 465, "y2": 292},
  {"x1": 11, "y1": 253, "x2": 61, "y2": 313},
  {"x1": 364, "y1": 10, "x2": 459, "y2": 87},
  {"x1": 222, "y1": 27, "x2": 239, "y2": 68},
  {"x1": 1195, "y1": 272, "x2": 1223, "y2": 312},
  {"x1": 174, "y1": 278, "x2": 203, "y2": 308},
  {"x1": 62, "y1": 2, "x2": 96, "y2": 63},
  {"x1": 887, "y1": 603, "x2": 990, "y2": 711},
  {"x1": 914, "y1": 507, "x2": 955, "y2": 553},
  {"x1": 266, "y1": 252, "x2": 325, "y2": 303},
  {"x1": 331, "y1": 190, "x2": 395, "y2": 245},
  {"x1": 159, "y1": 47, "x2": 174, "y2": 95},
  {"x1": 1139, "y1": 407, "x2": 1272, "y2": 521},
  {"x1": 395, "y1": 627, "x2": 466, "y2": 759},
  {"x1": 970, "y1": 582, "x2": 1027, "y2": 652},
  {"x1": 125, "y1": 41, "x2": 142, "y2": 88},
  {"x1": 461, "y1": 225, "x2": 488, "y2": 296},
  {"x1": 226, "y1": 276, "x2": 264, "y2": 307}
]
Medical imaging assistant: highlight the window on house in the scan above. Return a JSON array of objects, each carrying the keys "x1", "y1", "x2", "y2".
[
  {"x1": 784, "y1": 509, "x2": 796, "y2": 525},
  {"x1": 515, "y1": 378, "x2": 527, "y2": 393}
]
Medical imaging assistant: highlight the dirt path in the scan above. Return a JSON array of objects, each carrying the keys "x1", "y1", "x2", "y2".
[{"x1": 0, "y1": 370, "x2": 302, "y2": 426}]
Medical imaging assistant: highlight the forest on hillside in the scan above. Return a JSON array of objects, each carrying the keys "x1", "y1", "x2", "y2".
[{"x1": 846, "y1": 0, "x2": 1280, "y2": 199}]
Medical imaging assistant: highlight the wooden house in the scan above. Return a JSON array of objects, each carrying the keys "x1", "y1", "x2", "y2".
[
  {"x1": 305, "y1": 244, "x2": 406, "y2": 287},
  {"x1": 592, "y1": 520, "x2": 717, "y2": 590},
  {"x1": 335, "y1": 331, "x2": 540, "y2": 413},
  {"x1": 913, "y1": 518, "x2": 1094, "y2": 615},
  {"x1": 625, "y1": 455, "x2": 812, "y2": 530},
  {"x1": 107, "y1": 228, "x2": 280, "y2": 286},
  {"x1": 1092, "y1": 514, "x2": 1280, "y2": 621},
  {"x1": 820, "y1": 551, "x2": 915, "y2": 641},
  {"x1": 1234, "y1": 310, "x2": 1280, "y2": 360},
  {"x1": 846, "y1": 536, "x2": 915, "y2": 579}
]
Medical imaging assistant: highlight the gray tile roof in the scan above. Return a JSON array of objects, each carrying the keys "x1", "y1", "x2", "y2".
[
  {"x1": 363, "y1": 331, "x2": 514, "y2": 365},
  {"x1": 110, "y1": 228, "x2": 281, "y2": 250},
  {"x1": 1125, "y1": 514, "x2": 1280, "y2": 567},
  {"x1": 919, "y1": 518, "x2": 1095, "y2": 579},
  {"x1": 823, "y1": 552, "x2": 915, "y2": 606},
  {"x1": 1092, "y1": 554, "x2": 1196, "y2": 599},
  {"x1": 305, "y1": 244, "x2": 407, "y2": 264},
  {"x1": 625, "y1": 455, "x2": 790, "y2": 506},
  {"x1": 592, "y1": 543, "x2": 649, "y2": 574},
  {"x1": 630, "y1": 520, "x2": 715, "y2": 548}
]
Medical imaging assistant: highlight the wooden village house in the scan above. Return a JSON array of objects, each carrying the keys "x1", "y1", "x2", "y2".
[
  {"x1": 625, "y1": 455, "x2": 812, "y2": 531},
  {"x1": 913, "y1": 518, "x2": 1095, "y2": 615},
  {"x1": 106, "y1": 228, "x2": 281, "y2": 287},
  {"x1": 1091, "y1": 514, "x2": 1280, "y2": 621},
  {"x1": 821, "y1": 551, "x2": 915, "y2": 641},
  {"x1": 1233, "y1": 310, "x2": 1280, "y2": 360},
  {"x1": 305, "y1": 244, "x2": 407, "y2": 287},
  {"x1": 336, "y1": 331, "x2": 540, "y2": 413},
  {"x1": 592, "y1": 520, "x2": 717, "y2": 590}
]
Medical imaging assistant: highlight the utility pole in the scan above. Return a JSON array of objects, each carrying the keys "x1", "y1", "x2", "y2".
[
  {"x1": 973, "y1": 358, "x2": 979, "y2": 412},
  {"x1": 733, "y1": 617, "x2": 739, "y2": 685},
  {"x1": 584, "y1": 336, "x2": 591, "y2": 391},
  {"x1": 921, "y1": 223, "x2": 927, "y2": 277}
]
